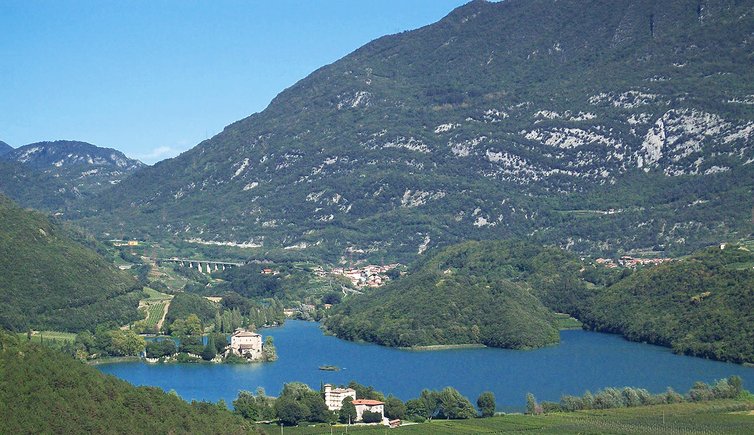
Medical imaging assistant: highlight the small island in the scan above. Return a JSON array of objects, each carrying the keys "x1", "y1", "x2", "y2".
[{"x1": 318, "y1": 365, "x2": 340, "y2": 371}]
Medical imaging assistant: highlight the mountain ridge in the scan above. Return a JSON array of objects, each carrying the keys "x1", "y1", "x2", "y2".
[
  {"x1": 76, "y1": 0, "x2": 754, "y2": 261},
  {"x1": 0, "y1": 140, "x2": 145, "y2": 211}
]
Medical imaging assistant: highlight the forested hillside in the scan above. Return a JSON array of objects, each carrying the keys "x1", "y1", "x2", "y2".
[
  {"x1": 77, "y1": 0, "x2": 754, "y2": 261},
  {"x1": 324, "y1": 241, "x2": 581, "y2": 349},
  {"x1": 0, "y1": 195, "x2": 143, "y2": 331},
  {"x1": 576, "y1": 245, "x2": 754, "y2": 364},
  {"x1": 0, "y1": 331, "x2": 250, "y2": 434},
  {"x1": 324, "y1": 239, "x2": 754, "y2": 363}
]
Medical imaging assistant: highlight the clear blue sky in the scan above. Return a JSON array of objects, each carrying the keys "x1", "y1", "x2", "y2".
[{"x1": 0, "y1": 1, "x2": 469, "y2": 164}]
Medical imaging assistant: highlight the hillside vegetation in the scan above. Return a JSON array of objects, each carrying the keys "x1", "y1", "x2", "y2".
[
  {"x1": 0, "y1": 195, "x2": 143, "y2": 331},
  {"x1": 325, "y1": 239, "x2": 754, "y2": 363},
  {"x1": 576, "y1": 245, "x2": 754, "y2": 363},
  {"x1": 0, "y1": 330, "x2": 250, "y2": 434},
  {"x1": 324, "y1": 241, "x2": 577, "y2": 349},
  {"x1": 78, "y1": 0, "x2": 754, "y2": 261}
]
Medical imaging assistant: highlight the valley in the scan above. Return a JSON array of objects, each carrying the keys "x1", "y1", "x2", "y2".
[{"x1": 2, "y1": 0, "x2": 754, "y2": 432}]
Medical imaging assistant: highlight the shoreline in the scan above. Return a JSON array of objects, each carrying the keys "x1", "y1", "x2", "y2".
[{"x1": 400, "y1": 343, "x2": 487, "y2": 351}]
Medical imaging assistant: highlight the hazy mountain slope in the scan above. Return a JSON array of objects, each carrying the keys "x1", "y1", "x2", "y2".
[
  {"x1": 0, "y1": 194, "x2": 143, "y2": 331},
  {"x1": 81, "y1": 0, "x2": 754, "y2": 261},
  {"x1": 0, "y1": 159, "x2": 75, "y2": 211},
  {"x1": 323, "y1": 240, "x2": 577, "y2": 349},
  {"x1": 1, "y1": 140, "x2": 144, "y2": 198},
  {"x1": 0, "y1": 141, "x2": 12, "y2": 155}
]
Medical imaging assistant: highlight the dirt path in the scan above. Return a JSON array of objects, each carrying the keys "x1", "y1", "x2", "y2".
[{"x1": 156, "y1": 300, "x2": 171, "y2": 331}]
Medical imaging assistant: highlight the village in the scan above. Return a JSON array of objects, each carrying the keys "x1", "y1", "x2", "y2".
[
  {"x1": 315, "y1": 263, "x2": 402, "y2": 288},
  {"x1": 594, "y1": 255, "x2": 673, "y2": 269}
]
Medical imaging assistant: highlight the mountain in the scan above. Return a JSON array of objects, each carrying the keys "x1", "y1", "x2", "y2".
[
  {"x1": 575, "y1": 244, "x2": 754, "y2": 364},
  {"x1": 323, "y1": 240, "x2": 574, "y2": 349},
  {"x1": 0, "y1": 194, "x2": 143, "y2": 332},
  {"x1": 0, "y1": 141, "x2": 12, "y2": 155},
  {"x1": 0, "y1": 331, "x2": 250, "y2": 434},
  {"x1": 0, "y1": 159, "x2": 76, "y2": 211},
  {"x1": 1, "y1": 140, "x2": 144, "y2": 202},
  {"x1": 80, "y1": 0, "x2": 754, "y2": 261}
]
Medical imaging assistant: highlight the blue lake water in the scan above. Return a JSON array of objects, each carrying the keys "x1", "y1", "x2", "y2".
[{"x1": 97, "y1": 320, "x2": 754, "y2": 411}]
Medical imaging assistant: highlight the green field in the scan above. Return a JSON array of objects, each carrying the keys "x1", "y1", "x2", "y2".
[
  {"x1": 142, "y1": 286, "x2": 172, "y2": 302},
  {"x1": 17, "y1": 330, "x2": 77, "y2": 348},
  {"x1": 255, "y1": 399, "x2": 754, "y2": 434},
  {"x1": 553, "y1": 313, "x2": 582, "y2": 330}
]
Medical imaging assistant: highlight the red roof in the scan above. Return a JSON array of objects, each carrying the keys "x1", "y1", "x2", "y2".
[{"x1": 352, "y1": 399, "x2": 384, "y2": 406}]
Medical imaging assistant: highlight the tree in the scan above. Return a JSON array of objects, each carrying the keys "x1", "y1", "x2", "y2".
[
  {"x1": 233, "y1": 389, "x2": 275, "y2": 421},
  {"x1": 145, "y1": 339, "x2": 176, "y2": 358},
  {"x1": 109, "y1": 330, "x2": 145, "y2": 356},
  {"x1": 437, "y1": 387, "x2": 476, "y2": 419},
  {"x1": 405, "y1": 399, "x2": 428, "y2": 421},
  {"x1": 419, "y1": 389, "x2": 440, "y2": 420},
  {"x1": 477, "y1": 391, "x2": 495, "y2": 417},
  {"x1": 384, "y1": 395, "x2": 406, "y2": 420},
  {"x1": 526, "y1": 393, "x2": 538, "y2": 415},
  {"x1": 339, "y1": 397, "x2": 357, "y2": 424},
  {"x1": 348, "y1": 381, "x2": 385, "y2": 401},
  {"x1": 274, "y1": 396, "x2": 308, "y2": 426},
  {"x1": 262, "y1": 336, "x2": 277, "y2": 361},
  {"x1": 200, "y1": 342, "x2": 217, "y2": 361},
  {"x1": 322, "y1": 292, "x2": 342, "y2": 305},
  {"x1": 362, "y1": 410, "x2": 382, "y2": 423}
]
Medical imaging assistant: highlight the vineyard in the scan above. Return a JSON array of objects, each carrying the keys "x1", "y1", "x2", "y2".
[{"x1": 136, "y1": 287, "x2": 172, "y2": 333}]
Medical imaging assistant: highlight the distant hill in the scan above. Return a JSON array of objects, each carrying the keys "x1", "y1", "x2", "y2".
[
  {"x1": 324, "y1": 240, "x2": 575, "y2": 349},
  {"x1": 0, "y1": 194, "x2": 143, "y2": 332},
  {"x1": 0, "y1": 331, "x2": 250, "y2": 434},
  {"x1": 576, "y1": 245, "x2": 754, "y2": 364},
  {"x1": 1, "y1": 140, "x2": 144, "y2": 201},
  {"x1": 0, "y1": 159, "x2": 76, "y2": 211},
  {"x1": 0, "y1": 141, "x2": 12, "y2": 156},
  {"x1": 78, "y1": 0, "x2": 754, "y2": 261}
]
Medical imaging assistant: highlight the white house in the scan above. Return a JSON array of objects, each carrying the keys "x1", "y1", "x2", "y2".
[
  {"x1": 323, "y1": 384, "x2": 357, "y2": 411},
  {"x1": 352, "y1": 399, "x2": 386, "y2": 423},
  {"x1": 228, "y1": 329, "x2": 263, "y2": 360}
]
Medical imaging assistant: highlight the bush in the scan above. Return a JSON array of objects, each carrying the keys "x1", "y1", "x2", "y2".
[
  {"x1": 145, "y1": 339, "x2": 176, "y2": 358},
  {"x1": 362, "y1": 410, "x2": 382, "y2": 423}
]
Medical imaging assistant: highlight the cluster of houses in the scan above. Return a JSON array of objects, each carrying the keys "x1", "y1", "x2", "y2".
[
  {"x1": 326, "y1": 264, "x2": 401, "y2": 288},
  {"x1": 323, "y1": 384, "x2": 400, "y2": 427},
  {"x1": 595, "y1": 256, "x2": 672, "y2": 269}
]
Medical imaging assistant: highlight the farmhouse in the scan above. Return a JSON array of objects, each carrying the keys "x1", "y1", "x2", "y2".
[
  {"x1": 323, "y1": 384, "x2": 356, "y2": 411},
  {"x1": 227, "y1": 329, "x2": 263, "y2": 360}
]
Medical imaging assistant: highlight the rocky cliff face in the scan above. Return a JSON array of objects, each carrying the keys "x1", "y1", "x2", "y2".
[
  {"x1": 80, "y1": 0, "x2": 754, "y2": 261},
  {"x1": 1, "y1": 140, "x2": 144, "y2": 203}
]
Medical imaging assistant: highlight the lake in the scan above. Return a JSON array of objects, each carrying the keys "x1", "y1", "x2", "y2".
[{"x1": 98, "y1": 320, "x2": 754, "y2": 411}]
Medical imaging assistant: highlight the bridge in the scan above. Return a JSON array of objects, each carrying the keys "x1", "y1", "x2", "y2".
[{"x1": 157, "y1": 258, "x2": 245, "y2": 274}]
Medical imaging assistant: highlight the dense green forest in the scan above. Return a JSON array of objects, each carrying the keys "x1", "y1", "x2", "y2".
[
  {"x1": 574, "y1": 245, "x2": 754, "y2": 364},
  {"x1": 324, "y1": 239, "x2": 754, "y2": 363},
  {"x1": 0, "y1": 330, "x2": 250, "y2": 433},
  {"x1": 0, "y1": 195, "x2": 143, "y2": 332},
  {"x1": 324, "y1": 241, "x2": 577, "y2": 349}
]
